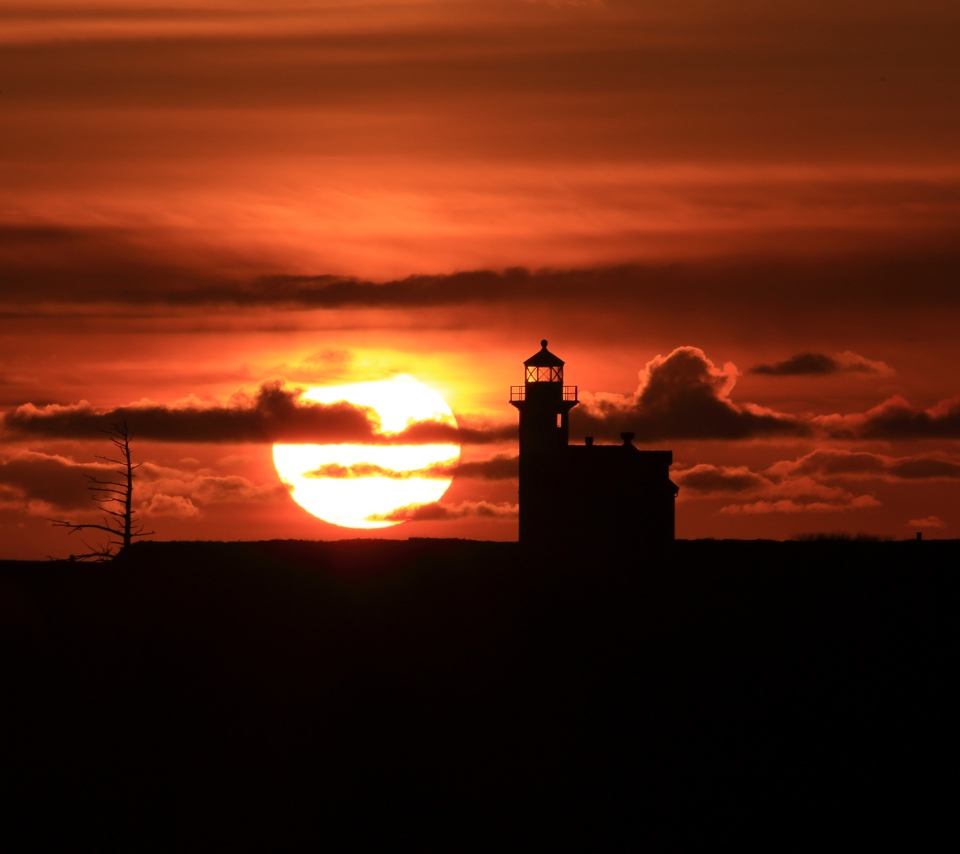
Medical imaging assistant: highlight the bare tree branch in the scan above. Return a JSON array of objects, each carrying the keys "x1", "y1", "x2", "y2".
[{"x1": 49, "y1": 419, "x2": 155, "y2": 561}]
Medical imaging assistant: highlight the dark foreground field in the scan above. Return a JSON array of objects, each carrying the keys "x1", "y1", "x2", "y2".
[{"x1": 2, "y1": 538, "x2": 957, "y2": 848}]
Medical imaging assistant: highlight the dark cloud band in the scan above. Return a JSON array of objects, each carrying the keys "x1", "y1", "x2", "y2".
[
  {"x1": 750, "y1": 352, "x2": 888, "y2": 376},
  {"x1": 304, "y1": 454, "x2": 518, "y2": 481},
  {"x1": 5, "y1": 349, "x2": 960, "y2": 448},
  {"x1": 1, "y1": 380, "x2": 514, "y2": 445},
  {"x1": 3, "y1": 225, "x2": 960, "y2": 322},
  {"x1": 368, "y1": 500, "x2": 517, "y2": 523}
]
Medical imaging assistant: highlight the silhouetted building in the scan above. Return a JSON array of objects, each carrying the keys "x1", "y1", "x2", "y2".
[{"x1": 510, "y1": 340, "x2": 679, "y2": 547}]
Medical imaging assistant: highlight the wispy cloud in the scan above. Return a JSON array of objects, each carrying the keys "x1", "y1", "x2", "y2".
[
  {"x1": 0, "y1": 450, "x2": 285, "y2": 518},
  {"x1": 676, "y1": 448, "x2": 960, "y2": 516},
  {"x1": 1, "y1": 379, "x2": 515, "y2": 445},
  {"x1": 819, "y1": 395, "x2": 960, "y2": 440},
  {"x1": 304, "y1": 453, "x2": 517, "y2": 481},
  {"x1": 749, "y1": 351, "x2": 892, "y2": 377},
  {"x1": 909, "y1": 515, "x2": 946, "y2": 529},
  {"x1": 368, "y1": 500, "x2": 518, "y2": 523}
]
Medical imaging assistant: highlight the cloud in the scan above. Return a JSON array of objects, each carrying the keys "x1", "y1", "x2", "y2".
[
  {"x1": 678, "y1": 445, "x2": 960, "y2": 517},
  {"x1": 0, "y1": 450, "x2": 286, "y2": 518},
  {"x1": 766, "y1": 449, "x2": 960, "y2": 481},
  {"x1": 0, "y1": 418, "x2": 518, "y2": 528},
  {"x1": 0, "y1": 233, "x2": 570, "y2": 309},
  {"x1": 303, "y1": 462, "x2": 455, "y2": 481},
  {"x1": 677, "y1": 448, "x2": 960, "y2": 516},
  {"x1": 0, "y1": 483, "x2": 29, "y2": 512},
  {"x1": 909, "y1": 516, "x2": 946, "y2": 529},
  {"x1": 722, "y1": 474, "x2": 880, "y2": 514},
  {"x1": 749, "y1": 351, "x2": 891, "y2": 377},
  {"x1": 385, "y1": 418, "x2": 515, "y2": 446},
  {"x1": 858, "y1": 396, "x2": 960, "y2": 440},
  {"x1": 368, "y1": 500, "x2": 518, "y2": 523},
  {"x1": 305, "y1": 463, "x2": 417, "y2": 480},
  {"x1": 5, "y1": 226, "x2": 960, "y2": 322},
  {"x1": 0, "y1": 451, "x2": 112, "y2": 510},
  {"x1": 831, "y1": 351, "x2": 894, "y2": 376},
  {"x1": 304, "y1": 454, "x2": 517, "y2": 481},
  {"x1": 447, "y1": 454, "x2": 519, "y2": 480},
  {"x1": 721, "y1": 495, "x2": 882, "y2": 515},
  {"x1": 2, "y1": 380, "x2": 379, "y2": 443},
  {"x1": 890, "y1": 458, "x2": 960, "y2": 479},
  {"x1": 136, "y1": 463, "x2": 287, "y2": 508},
  {"x1": 573, "y1": 347, "x2": 808, "y2": 441},
  {"x1": 674, "y1": 464, "x2": 769, "y2": 494},
  {"x1": 1, "y1": 380, "x2": 512, "y2": 446},
  {"x1": 674, "y1": 460, "x2": 882, "y2": 515},
  {"x1": 821, "y1": 395, "x2": 960, "y2": 440},
  {"x1": 751, "y1": 353, "x2": 839, "y2": 376},
  {"x1": 139, "y1": 494, "x2": 200, "y2": 519}
]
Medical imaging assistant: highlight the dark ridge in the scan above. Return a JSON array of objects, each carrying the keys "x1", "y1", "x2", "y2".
[{"x1": 3, "y1": 538, "x2": 956, "y2": 847}]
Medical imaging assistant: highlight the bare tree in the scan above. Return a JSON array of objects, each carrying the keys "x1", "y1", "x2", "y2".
[{"x1": 51, "y1": 420, "x2": 154, "y2": 560}]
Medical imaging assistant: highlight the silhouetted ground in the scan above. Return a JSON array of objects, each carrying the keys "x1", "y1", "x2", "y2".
[{"x1": 2, "y1": 538, "x2": 956, "y2": 848}]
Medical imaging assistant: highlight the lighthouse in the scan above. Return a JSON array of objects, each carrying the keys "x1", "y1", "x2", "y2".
[
  {"x1": 510, "y1": 340, "x2": 580, "y2": 543},
  {"x1": 510, "y1": 340, "x2": 678, "y2": 548}
]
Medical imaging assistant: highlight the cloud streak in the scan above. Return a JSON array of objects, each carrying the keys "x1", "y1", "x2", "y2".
[
  {"x1": 671, "y1": 464, "x2": 881, "y2": 515},
  {"x1": 368, "y1": 500, "x2": 518, "y2": 523},
  {"x1": 304, "y1": 454, "x2": 518, "y2": 481},
  {"x1": 676, "y1": 447, "x2": 960, "y2": 517},
  {"x1": 719, "y1": 494, "x2": 881, "y2": 515},
  {"x1": 749, "y1": 351, "x2": 892, "y2": 377},
  {"x1": 1, "y1": 381, "x2": 515, "y2": 446},
  {"x1": 767, "y1": 449, "x2": 960, "y2": 481},
  {"x1": 820, "y1": 395, "x2": 960, "y2": 440},
  {"x1": 2, "y1": 381, "x2": 380, "y2": 443},
  {"x1": 676, "y1": 449, "x2": 960, "y2": 511},
  {"x1": 0, "y1": 451, "x2": 286, "y2": 518},
  {"x1": 909, "y1": 515, "x2": 946, "y2": 529},
  {"x1": 4, "y1": 225, "x2": 960, "y2": 329},
  {"x1": 0, "y1": 451, "x2": 109, "y2": 512},
  {"x1": 674, "y1": 464, "x2": 880, "y2": 514}
]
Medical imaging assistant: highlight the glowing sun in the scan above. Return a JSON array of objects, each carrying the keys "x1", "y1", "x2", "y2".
[{"x1": 272, "y1": 375, "x2": 460, "y2": 528}]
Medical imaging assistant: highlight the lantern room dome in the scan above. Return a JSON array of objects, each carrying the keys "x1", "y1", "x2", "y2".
[{"x1": 523, "y1": 339, "x2": 565, "y2": 368}]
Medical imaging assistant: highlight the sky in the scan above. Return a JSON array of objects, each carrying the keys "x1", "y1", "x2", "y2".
[{"x1": 2, "y1": 0, "x2": 959, "y2": 557}]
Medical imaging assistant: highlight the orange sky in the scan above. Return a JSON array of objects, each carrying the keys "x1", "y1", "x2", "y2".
[{"x1": 2, "y1": 0, "x2": 959, "y2": 557}]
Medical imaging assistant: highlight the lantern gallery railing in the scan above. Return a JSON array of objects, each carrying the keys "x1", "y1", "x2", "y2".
[{"x1": 510, "y1": 386, "x2": 578, "y2": 402}]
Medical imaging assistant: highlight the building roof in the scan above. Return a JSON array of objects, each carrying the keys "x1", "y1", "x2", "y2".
[
  {"x1": 523, "y1": 339, "x2": 565, "y2": 368},
  {"x1": 565, "y1": 443, "x2": 673, "y2": 463}
]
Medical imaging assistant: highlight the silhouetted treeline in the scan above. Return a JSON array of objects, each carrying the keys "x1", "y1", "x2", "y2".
[{"x1": 2, "y1": 539, "x2": 956, "y2": 848}]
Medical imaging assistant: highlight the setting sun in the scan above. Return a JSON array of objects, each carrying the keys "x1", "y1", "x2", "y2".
[{"x1": 272, "y1": 375, "x2": 460, "y2": 528}]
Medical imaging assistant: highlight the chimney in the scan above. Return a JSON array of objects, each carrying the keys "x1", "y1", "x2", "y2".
[
  {"x1": 585, "y1": 436, "x2": 594, "y2": 447},
  {"x1": 916, "y1": 531, "x2": 923, "y2": 541},
  {"x1": 620, "y1": 432, "x2": 635, "y2": 446}
]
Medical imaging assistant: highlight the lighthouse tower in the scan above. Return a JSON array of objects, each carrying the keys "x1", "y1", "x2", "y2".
[{"x1": 510, "y1": 340, "x2": 579, "y2": 544}]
